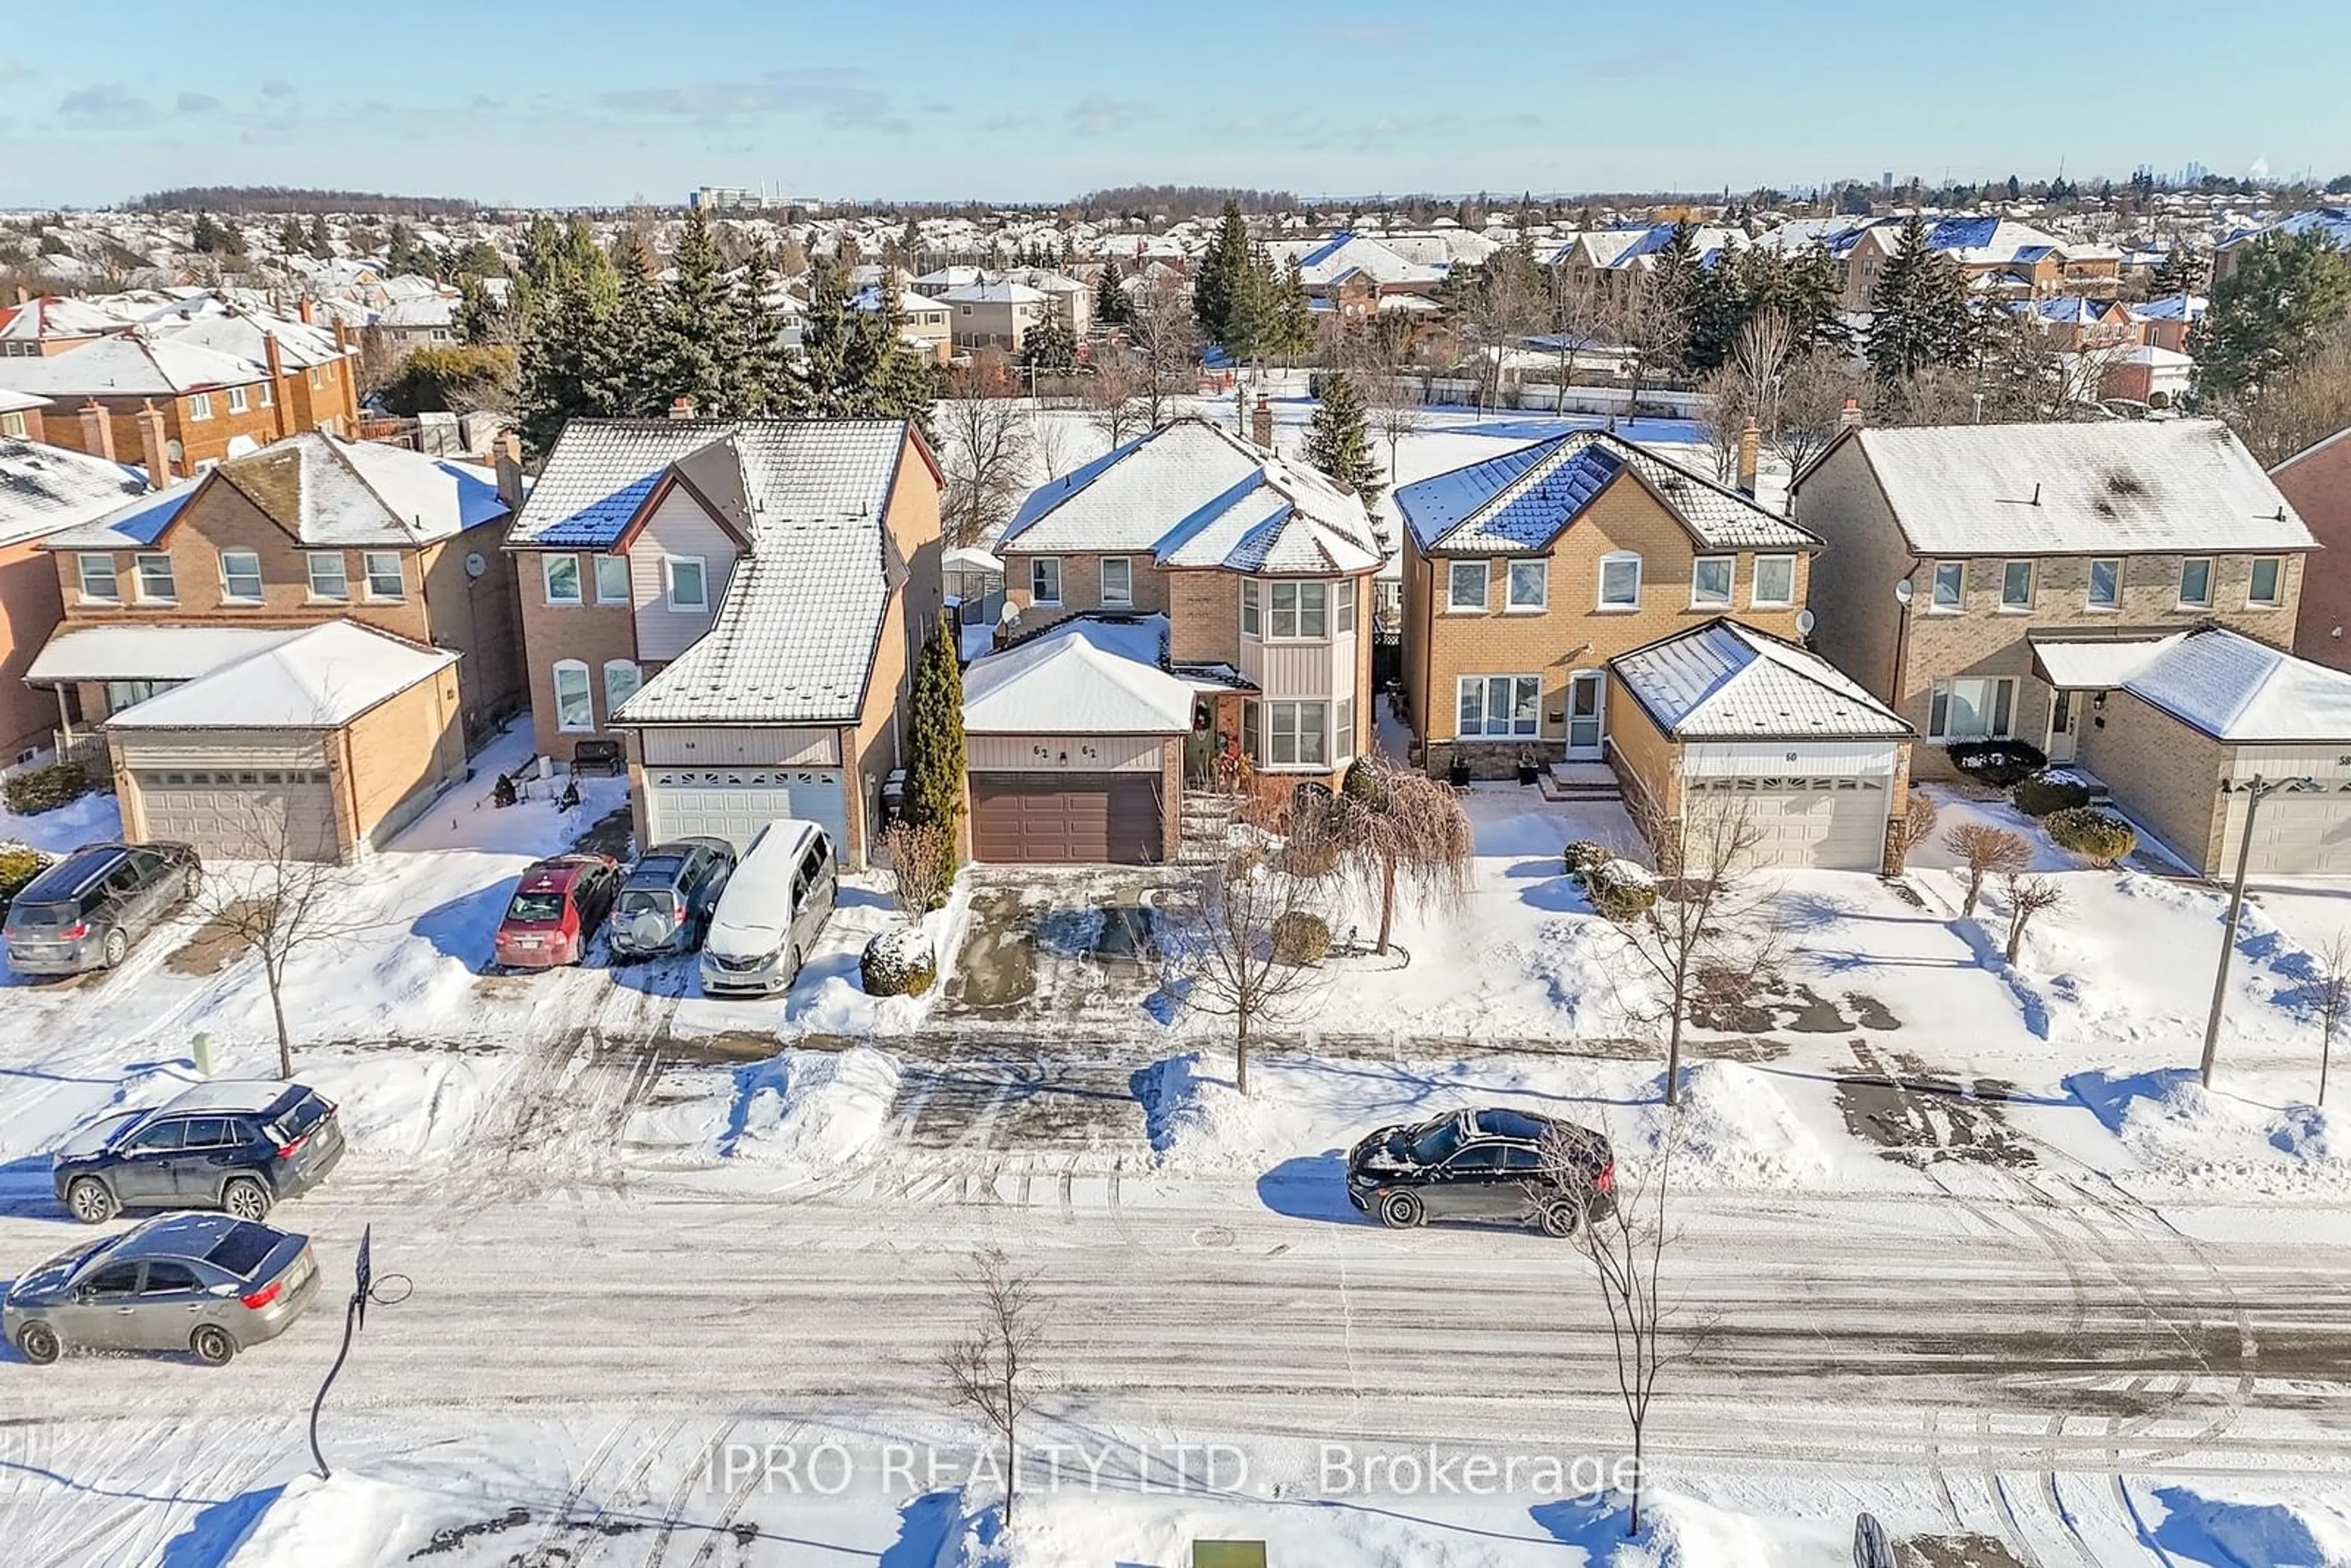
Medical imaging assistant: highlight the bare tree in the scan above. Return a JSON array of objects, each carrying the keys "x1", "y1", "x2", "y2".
[
  {"x1": 1695, "y1": 363, "x2": 1753, "y2": 486},
  {"x1": 1127, "y1": 272, "x2": 1199, "y2": 430},
  {"x1": 2229, "y1": 331, "x2": 2351, "y2": 467},
  {"x1": 1361, "y1": 371, "x2": 1428, "y2": 483},
  {"x1": 1611, "y1": 271, "x2": 1688, "y2": 416},
  {"x1": 939, "y1": 1248, "x2": 1045, "y2": 1528},
  {"x1": 1883, "y1": 789, "x2": 1941, "y2": 874},
  {"x1": 1328, "y1": 754, "x2": 1474, "y2": 955},
  {"x1": 1081, "y1": 353, "x2": 1149, "y2": 448},
  {"x1": 1728, "y1": 309, "x2": 1794, "y2": 433},
  {"x1": 1946, "y1": 822, "x2": 2033, "y2": 918},
  {"x1": 2314, "y1": 931, "x2": 2351, "y2": 1107},
  {"x1": 936, "y1": 356, "x2": 1035, "y2": 548},
  {"x1": 1770, "y1": 351, "x2": 1862, "y2": 476},
  {"x1": 881, "y1": 820, "x2": 954, "y2": 916},
  {"x1": 1615, "y1": 790, "x2": 1783, "y2": 1105},
  {"x1": 2000, "y1": 872, "x2": 2066, "y2": 964},
  {"x1": 1166, "y1": 842, "x2": 1331, "y2": 1094},
  {"x1": 1030, "y1": 408, "x2": 1078, "y2": 481},
  {"x1": 1547, "y1": 266, "x2": 1611, "y2": 411}
]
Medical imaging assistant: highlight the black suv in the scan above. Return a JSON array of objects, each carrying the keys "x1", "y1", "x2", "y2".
[
  {"x1": 2, "y1": 841, "x2": 202, "y2": 976},
  {"x1": 53, "y1": 1080, "x2": 344, "y2": 1224},
  {"x1": 1346, "y1": 1107, "x2": 1614, "y2": 1237}
]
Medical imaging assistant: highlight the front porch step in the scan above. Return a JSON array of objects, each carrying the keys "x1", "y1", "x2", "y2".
[{"x1": 1536, "y1": 760, "x2": 1622, "y2": 804}]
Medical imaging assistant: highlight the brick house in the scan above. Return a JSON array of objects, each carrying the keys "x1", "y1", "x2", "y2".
[
  {"x1": 1791, "y1": 420, "x2": 2315, "y2": 787},
  {"x1": 0, "y1": 434, "x2": 152, "y2": 765},
  {"x1": 504, "y1": 418, "x2": 944, "y2": 869},
  {"x1": 28, "y1": 430, "x2": 523, "y2": 751},
  {"x1": 1392, "y1": 428, "x2": 1820, "y2": 779},
  {"x1": 2274, "y1": 426, "x2": 2351, "y2": 672},
  {"x1": 0, "y1": 388, "x2": 46, "y2": 440}
]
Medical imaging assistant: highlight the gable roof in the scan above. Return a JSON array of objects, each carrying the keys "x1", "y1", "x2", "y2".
[
  {"x1": 1394, "y1": 429, "x2": 1817, "y2": 555},
  {"x1": 1153, "y1": 457, "x2": 1384, "y2": 575},
  {"x1": 962, "y1": 630, "x2": 1193, "y2": 735},
  {"x1": 1825, "y1": 419, "x2": 2312, "y2": 557},
  {"x1": 0, "y1": 438, "x2": 154, "y2": 550},
  {"x1": 1610, "y1": 619, "x2": 1910, "y2": 740},
  {"x1": 0, "y1": 333, "x2": 269, "y2": 396},
  {"x1": 2122, "y1": 626, "x2": 2351, "y2": 743},
  {"x1": 102, "y1": 620, "x2": 454, "y2": 731}
]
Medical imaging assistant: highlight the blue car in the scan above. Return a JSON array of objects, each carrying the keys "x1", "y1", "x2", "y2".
[{"x1": 54, "y1": 1080, "x2": 345, "y2": 1225}]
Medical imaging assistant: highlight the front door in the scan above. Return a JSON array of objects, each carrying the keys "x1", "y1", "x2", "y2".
[
  {"x1": 2045, "y1": 690, "x2": 2079, "y2": 765},
  {"x1": 1566, "y1": 672, "x2": 1606, "y2": 762}
]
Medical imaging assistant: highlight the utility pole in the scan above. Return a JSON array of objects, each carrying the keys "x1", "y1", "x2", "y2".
[{"x1": 2202, "y1": 774, "x2": 2287, "y2": 1086}]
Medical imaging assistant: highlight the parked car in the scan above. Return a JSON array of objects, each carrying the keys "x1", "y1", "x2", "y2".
[
  {"x1": 492, "y1": 853, "x2": 621, "y2": 969},
  {"x1": 1, "y1": 841, "x2": 203, "y2": 977},
  {"x1": 4, "y1": 1212, "x2": 320, "y2": 1366},
  {"x1": 700, "y1": 820, "x2": 836, "y2": 997},
  {"x1": 1345, "y1": 1107, "x2": 1614, "y2": 1237},
  {"x1": 610, "y1": 838, "x2": 738, "y2": 960},
  {"x1": 53, "y1": 1079, "x2": 344, "y2": 1225}
]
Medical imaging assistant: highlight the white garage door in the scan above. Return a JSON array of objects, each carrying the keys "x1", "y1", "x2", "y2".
[
  {"x1": 1690, "y1": 775, "x2": 1888, "y2": 871},
  {"x1": 2221, "y1": 787, "x2": 2351, "y2": 876},
  {"x1": 643, "y1": 767, "x2": 849, "y2": 859},
  {"x1": 132, "y1": 768, "x2": 340, "y2": 863}
]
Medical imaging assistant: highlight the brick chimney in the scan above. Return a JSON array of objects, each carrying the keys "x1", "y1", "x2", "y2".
[
  {"x1": 670, "y1": 396, "x2": 697, "y2": 420},
  {"x1": 297, "y1": 297, "x2": 315, "y2": 326},
  {"x1": 77, "y1": 400, "x2": 116, "y2": 462},
  {"x1": 263, "y1": 332, "x2": 291, "y2": 437},
  {"x1": 1250, "y1": 393, "x2": 1273, "y2": 451},
  {"x1": 494, "y1": 431, "x2": 525, "y2": 511},
  {"x1": 135, "y1": 400, "x2": 171, "y2": 486},
  {"x1": 1839, "y1": 396, "x2": 1864, "y2": 430},
  {"x1": 1735, "y1": 418, "x2": 1760, "y2": 497}
]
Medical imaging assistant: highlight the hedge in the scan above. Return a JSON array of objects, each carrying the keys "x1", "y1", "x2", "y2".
[{"x1": 2045, "y1": 807, "x2": 2137, "y2": 867}]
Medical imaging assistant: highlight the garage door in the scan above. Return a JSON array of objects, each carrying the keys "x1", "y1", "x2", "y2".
[
  {"x1": 132, "y1": 769, "x2": 340, "y2": 862},
  {"x1": 971, "y1": 772, "x2": 1163, "y2": 864},
  {"x1": 643, "y1": 767, "x2": 848, "y2": 859},
  {"x1": 2222, "y1": 787, "x2": 2351, "y2": 876},
  {"x1": 1691, "y1": 775, "x2": 1888, "y2": 871}
]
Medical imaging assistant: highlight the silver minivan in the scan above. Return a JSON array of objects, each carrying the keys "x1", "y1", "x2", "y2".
[{"x1": 699, "y1": 820, "x2": 836, "y2": 997}]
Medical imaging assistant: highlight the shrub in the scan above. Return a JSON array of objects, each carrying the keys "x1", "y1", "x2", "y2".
[
  {"x1": 1562, "y1": 839, "x2": 1611, "y2": 877},
  {"x1": 1270, "y1": 910, "x2": 1331, "y2": 966},
  {"x1": 1886, "y1": 789, "x2": 1940, "y2": 873},
  {"x1": 1583, "y1": 858, "x2": 1658, "y2": 923},
  {"x1": 860, "y1": 926, "x2": 937, "y2": 997},
  {"x1": 1946, "y1": 740, "x2": 2048, "y2": 791},
  {"x1": 1340, "y1": 754, "x2": 1389, "y2": 807},
  {"x1": 0, "y1": 842, "x2": 53, "y2": 914},
  {"x1": 881, "y1": 820, "x2": 954, "y2": 915},
  {"x1": 2046, "y1": 807, "x2": 2136, "y2": 868},
  {"x1": 1279, "y1": 838, "x2": 1340, "y2": 879},
  {"x1": 2011, "y1": 772, "x2": 2091, "y2": 817},
  {"x1": 4, "y1": 760, "x2": 94, "y2": 817}
]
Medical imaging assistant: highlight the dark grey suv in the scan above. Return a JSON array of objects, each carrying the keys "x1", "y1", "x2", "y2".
[
  {"x1": 610, "y1": 837, "x2": 737, "y2": 959},
  {"x1": 2, "y1": 841, "x2": 202, "y2": 976},
  {"x1": 53, "y1": 1079, "x2": 344, "y2": 1224}
]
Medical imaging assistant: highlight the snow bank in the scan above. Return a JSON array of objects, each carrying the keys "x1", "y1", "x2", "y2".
[
  {"x1": 1649, "y1": 1061, "x2": 1835, "y2": 1190},
  {"x1": 0, "y1": 789, "x2": 121, "y2": 856},
  {"x1": 783, "y1": 877, "x2": 974, "y2": 1038},
  {"x1": 297, "y1": 1051, "x2": 514, "y2": 1161},
  {"x1": 2068, "y1": 1067, "x2": 2350, "y2": 1197},
  {"x1": 2124, "y1": 1480, "x2": 2351, "y2": 1568},
  {"x1": 1132, "y1": 1051, "x2": 1286, "y2": 1174},
  {"x1": 226, "y1": 1472, "x2": 478, "y2": 1566},
  {"x1": 724, "y1": 1045, "x2": 902, "y2": 1166}
]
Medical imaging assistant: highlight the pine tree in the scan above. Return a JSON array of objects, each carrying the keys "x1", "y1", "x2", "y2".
[
  {"x1": 1305, "y1": 371, "x2": 1385, "y2": 506},
  {"x1": 307, "y1": 214, "x2": 332, "y2": 260},
  {"x1": 1194, "y1": 200, "x2": 1254, "y2": 350},
  {"x1": 1020, "y1": 315, "x2": 1078, "y2": 372},
  {"x1": 647, "y1": 208, "x2": 738, "y2": 415},
  {"x1": 1865, "y1": 213, "x2": 1978, "y2": 384},
  {"x1": 2200, "y1": 231, "x2": 2351, "y2": 401},
  {"x1": 1093, "y1": 261, "x2": 1130, "y2": 327},
  {"x1": 1270, "y1": 258, "x2": 1315, "y2": 365},
  {"x1": 2148, "y1": 246, "x2": 2209, "y2": 299},
  {"x1": 279, "y1": 216, "x2": 306, "y2": 254},
  {"x1": 899, "y1": 613, "x2": 967, "y2": 872}
]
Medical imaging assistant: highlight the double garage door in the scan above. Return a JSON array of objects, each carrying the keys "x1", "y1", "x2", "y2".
[
  {"x1": 642, "y1": 767, "x2": 849, "y2": 858},
  {"x1": 1687, "y1": 775, "x2": 1889, "y2": 871},
  {"x1": 132, "y1": 769, "x2": 341, "y2": 863},
  {"x1": 2221, "y1": 788, "x2": 2351, "y2": 876},
  {"x1": 971, "y1": 772, "x2": 1164, "y2": 865}
]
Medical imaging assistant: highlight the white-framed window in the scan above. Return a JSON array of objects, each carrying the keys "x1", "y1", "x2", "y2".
[
  {"x1": 1506, "y1": 559, "x2": 1548, "y2": 611},
  {"x1": 257, "y1": 380, "x2": 274, "y2": 407},
  {"x1": 1240, "y1": 578, "x2": 1261, "y2": 639},
  {"x1": 134, "y1": 552, "x2": 175, "y2": 602},
  {"x1": 309, "y1": 366, "x2": 323, "y2": 388},
  {"x1": 666, "y1": 555, "x2": 708, "y2": 611},
  {"x1": 1336, "y1": 579, "x2": 1357, "y2": 633},
  {"x1": 77, "y1": 553, "x2": 119, "y2": 603},
  {"x1": 186, "y1": 392, "x2": 213, "y2": 422},
  {"x1": 2178, "y1": 557, "x2": 2214, "y2": 608},
  {"x1": 1334, "y1": 696, "x2": 1355, "y2": 763},
  {"x1": 1100, "y1": 555, "x2": 1133, "y2": 607},
  {"x1": 1597, "y1": 552, "x2": 1641, "y2": 610},
  {"x1": 219, "y1": 549, "x2": 262, "y2": 602},
  {"x1": 1928, "y1": 677, "x2": 2016, "y2": 741},
  {"x1": 542, "y1": 553, "x2": 582, "y2": 606},
  {"x1": 2087, "y1": 557, "x2": 2121, "y2": 609},
  {"x1": 1691, "y1": 555, "x2": 1734, "y2": 608},
  {"x1": 1029, "y1": 556, "x2": 1061, "y2": 606},
  {"x1": 552, "y1": 661, "x2": 594, "y2": 732},
  {"x1": 603, "y1": 659, "x2": 642, "y2": 715},
  {"x1": 2000, "y1": 560, "x2": 2034, "y2": 610},
  {"x1": 0, "y1": 411, "x2": 24, "y2": 438},
  {"x1": 1267, "y1": 580, "x2": 1329, "y2": 639},
  {"x1": 1447, "y1": 559, "x2": 1488, "y2": 612},
  {"x1": 1931, "y1": 561, "x2": 1964, "y2": 610},
  {"x1": 1752, "y1": 553, "x2": 1796, "y2": 607},
  {"x1": 306, "y1": 551, "x2": 348, "y2": 601},
  {"x1": 593, "y1": 553, "x2": 630, "y2": 604},
  {"x1": 362, "y1": 550, "x2": 404, "y2": 599},
  {"x1": 227, "y1": 385, "x2": 250, "y2": 415},
  {"x1": 1264, "y1": 700, "x2": 1330, "y2": 768},
  {"x1": 2248, "y1": 557, "x2": 2284, "y2": 607},
  {"x1": 1458, "y1": 674, "x2": 1542, "y2": 738}
]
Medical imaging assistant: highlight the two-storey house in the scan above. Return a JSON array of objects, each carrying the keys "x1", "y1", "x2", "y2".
[{"x1": 0, "y1": 434, "x2": 152, "y2": 765}]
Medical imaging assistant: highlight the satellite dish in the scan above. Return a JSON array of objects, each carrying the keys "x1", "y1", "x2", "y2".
[
  {"x1": 1892, "y1": 579, "x2": 1914, "y2": 605},
  {"x1": 464, "y1": 552, "x2": 488, "y2": 579},
  {"x1": 1796, "y1": 609, "x2": 1817, "y2": 635}
]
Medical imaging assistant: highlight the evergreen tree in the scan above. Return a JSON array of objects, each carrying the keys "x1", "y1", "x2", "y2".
[
  {"x1": 1304, "y1": 371, "x2": 1385, "y2": 506},
  {"x1": 647, "y1": 208, "x2": 741, "y2": 415},
  {"x1": 517, "y1": 265, "x2": 612, "y2": 452},
  {"x1": 1865, "y1": 213, "x2": 1978, "y2": 384},
  {"x1": 1093, "y1": 260, "x2": 1130, "y2": 327},
  {"x1": 455, "y1": 277, "x2": 507, "y2": 347},
  {"x1": 1193, "y1": 200, "x2": 1254, "y2": 350},
  {"x1": 899, "y1": 613, "x2": 967, "y2": 872},
  {"x1": 2148, "y1": 246, "x2": 2208, "y2": 299},
  {"x1": 733, "y1": 245, "x2": 790, "y2": 411},
  {"x1": 1020, "y1": 315, "x2": 1078, "y2": 372},
  {"x1": 385, "y1": 220, "x2": 432, "y2": 277},
  {"x1": 2199, "y1": 231, "x2": 2351, "y2": 401},
  {"x1": 307, "y1": 214, "x2": 332, "y2": 260},
  {"x1": 278, "y1": 216, "x2": 306, "y2": 254},
  {"x1": 1270, "y1": 258, "x2": 1316, "y2": 365}
]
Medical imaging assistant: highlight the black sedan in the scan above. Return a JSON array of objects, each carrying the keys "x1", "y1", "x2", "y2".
[{"x1": 1345, "y1": 1107, "x2": 1613, "y2": 1237}]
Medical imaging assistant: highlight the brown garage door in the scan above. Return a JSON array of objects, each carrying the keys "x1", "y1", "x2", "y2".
[{"x1": 970, "y1": 773, "x2": 1163, "y2": 864}]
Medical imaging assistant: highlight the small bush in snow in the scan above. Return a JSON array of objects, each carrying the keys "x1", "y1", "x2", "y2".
[
  {"x1": 882, "y1": 820, "x2": 954, "y2": 915},
  {"x1": 2046, "y1": 807, "x2": 2135, "y2": 867},
  {"x1": 2011, "y1": 772, "x2": 2091, "y2": 818},
  {"x1": 1583, "y1": 859, "x2": 1659, "y2": 923},
  {"x1": 1270, "y1": 910, "x2": 1331, "y2": 966},
  {"x1": 1946, "y1": 740, "x2": 2047, "y2": 790},
  {"x1": 1340, "y1": 754, "x2": 1389, "y2": 807},
  {"x1": 0, "y1": 842, "x2": 53, "y2": 913},
  {"x1": 4, "y1": 761, "x2": 94, "y2": 817},
  {"x1": 860, "y1": 926, "x2": 937, "y2": 997},
  {"x1": 1562, "y1": 839, "x2": 1611, "y2": 877}
]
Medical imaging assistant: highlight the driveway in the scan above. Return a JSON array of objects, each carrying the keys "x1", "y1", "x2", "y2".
[{"x1": 937, "y1": 865, "x2": 1188, "y2": 1029}]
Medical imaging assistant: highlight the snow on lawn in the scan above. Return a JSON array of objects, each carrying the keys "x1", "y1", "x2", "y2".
[
  {"x1": 781, "y1": 872, "x2": 976, "y2": 1038},
  {"x1": 628, "y1": 1045, "x2": 902, "y2": 1171},
  {"x1": 0, "y1": 787, "x2": 121, "y2": 856},
  {"x1": 223, "y1": 1471, "x2": 484, "y2": 1567}
]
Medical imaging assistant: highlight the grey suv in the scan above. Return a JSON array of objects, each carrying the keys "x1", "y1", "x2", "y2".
[
  {"x1": 2, "y1": 841, "x2": 202, "y2": 976},
  {"x1": 610, "y1": 838, "x2": 737, "y2": 959},
  {"x1": 5, "y1": 1212, "x2": 320, "y2": 1366}
]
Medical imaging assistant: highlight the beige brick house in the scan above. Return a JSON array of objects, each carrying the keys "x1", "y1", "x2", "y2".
[
  {"x1": 1392, "y1": 429, "x2": 1820, "y2": 779},
  {"x1": 2274, "y1": 424, "x2": 2351, "y2": 672},
  {"x1": 1793, "y1": 421, "x2": 2315, "y2": 785}
]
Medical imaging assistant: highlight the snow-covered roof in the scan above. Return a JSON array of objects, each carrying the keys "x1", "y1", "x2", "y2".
[
  {"x1": 964, "y1": 626, "x2": 1193, "y2": 735},
  {"x1": 102, "y1": 621, "x2": 452, "y2": 730},
  {"x1": 0, "y1": 438, "x2": 155, "y2": 550},
  {"x1": 26, "y1": 625, "x2": 305, "y2": 685},
  {"x1": 1835, "y1": 420, "x2": 2311, "y2": 557},
  {"x1": 939, "y1": 280, "x2": 1049, "y2": 305},
  {"x1": 1610, "y1": 620, "x2": 1910, "y2": 740},
  {"x1": 0, "y1": 387, "x2": 49, "y2": 413},
  {"x1": 374, "y1": 296, "x2": 457, "y2": 329},
  {"x1": 0, "y1": 333, "x2": 269, "y2": 396},
  {"x1": 943, "y1": 545, "x2": 1004, "y2": 574},
  {"x1": 1153, "y1": 457, "x2": 1384, "y2": 575},
  {"x1": 2123, "y1": 627, "x2": 2351, "y2": 743},
  {"x1": 1395, "y1": 429, "x2": 1817, "y2": 555},
  {"x1": 2030, "y1": 636, "x2": 2183, "y2": 691},
  {"x1": 37, "y1": 475, "x2": 201, "y2": 548},
  {"x1": 2129, "y1": 293, "x2": 2207, "y2": 323}
]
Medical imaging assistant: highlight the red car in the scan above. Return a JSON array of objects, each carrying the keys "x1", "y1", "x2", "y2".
[{"x1": 492, "y1": 854, "x2": 621, "y2": 969}]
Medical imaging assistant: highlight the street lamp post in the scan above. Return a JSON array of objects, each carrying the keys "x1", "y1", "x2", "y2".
[{"x1": 2201, "y1": 773, "x2": 2304, "y2": 1086}]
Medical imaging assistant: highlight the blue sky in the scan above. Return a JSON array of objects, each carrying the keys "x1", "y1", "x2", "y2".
[{"x1": 1, "y1": 0, "x2": 2341, "y2": 209}]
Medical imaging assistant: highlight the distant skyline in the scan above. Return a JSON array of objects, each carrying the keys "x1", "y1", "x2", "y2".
[{"x1": 2, "y1": 0, "x2": 2345, "y2": 210}]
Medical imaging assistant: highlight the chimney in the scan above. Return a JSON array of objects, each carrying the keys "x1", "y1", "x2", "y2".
[
  {"x1": 669, "y1": 396, "x2": 697, "y2": 421},
  {"x1": 1250, "y1": 393, "x2": 1273, "y2": 451},
  {"x1": 494, "y1": 432, "x2": 525, "y2": 511},
  {"x1": 135, "y1": 400, "x2": 171, "y2": 487},
  {"x1": 263, "y1": 332, "x2": 291, "y2": 437},
  {"x1": 1839, "y1": 396, "x2": 1864, "y2": 430},
  {"x1": 77, "y1": 400, "x2": 116, "y2": 462},
  {"x1": 1735, "y1": 418, "x2": 1760, "y2": 497},
  {"x1": 298, "y1": 297, "x2": 315, "y2": 326}
]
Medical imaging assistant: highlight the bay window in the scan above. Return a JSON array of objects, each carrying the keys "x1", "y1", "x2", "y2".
[
  {"x1": 1267, "y1": 580, "x2": 1328, "y2": 639},
  {"x1": 1458, "y1": 674, "x2": 1542, "y2": 738},
  {"x1": 1265, "y1": 700, "x2": 1329, "y2": 768},
  {"x1": 1241, "y1": 579, "x2": 1261, "y2": 637}
]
